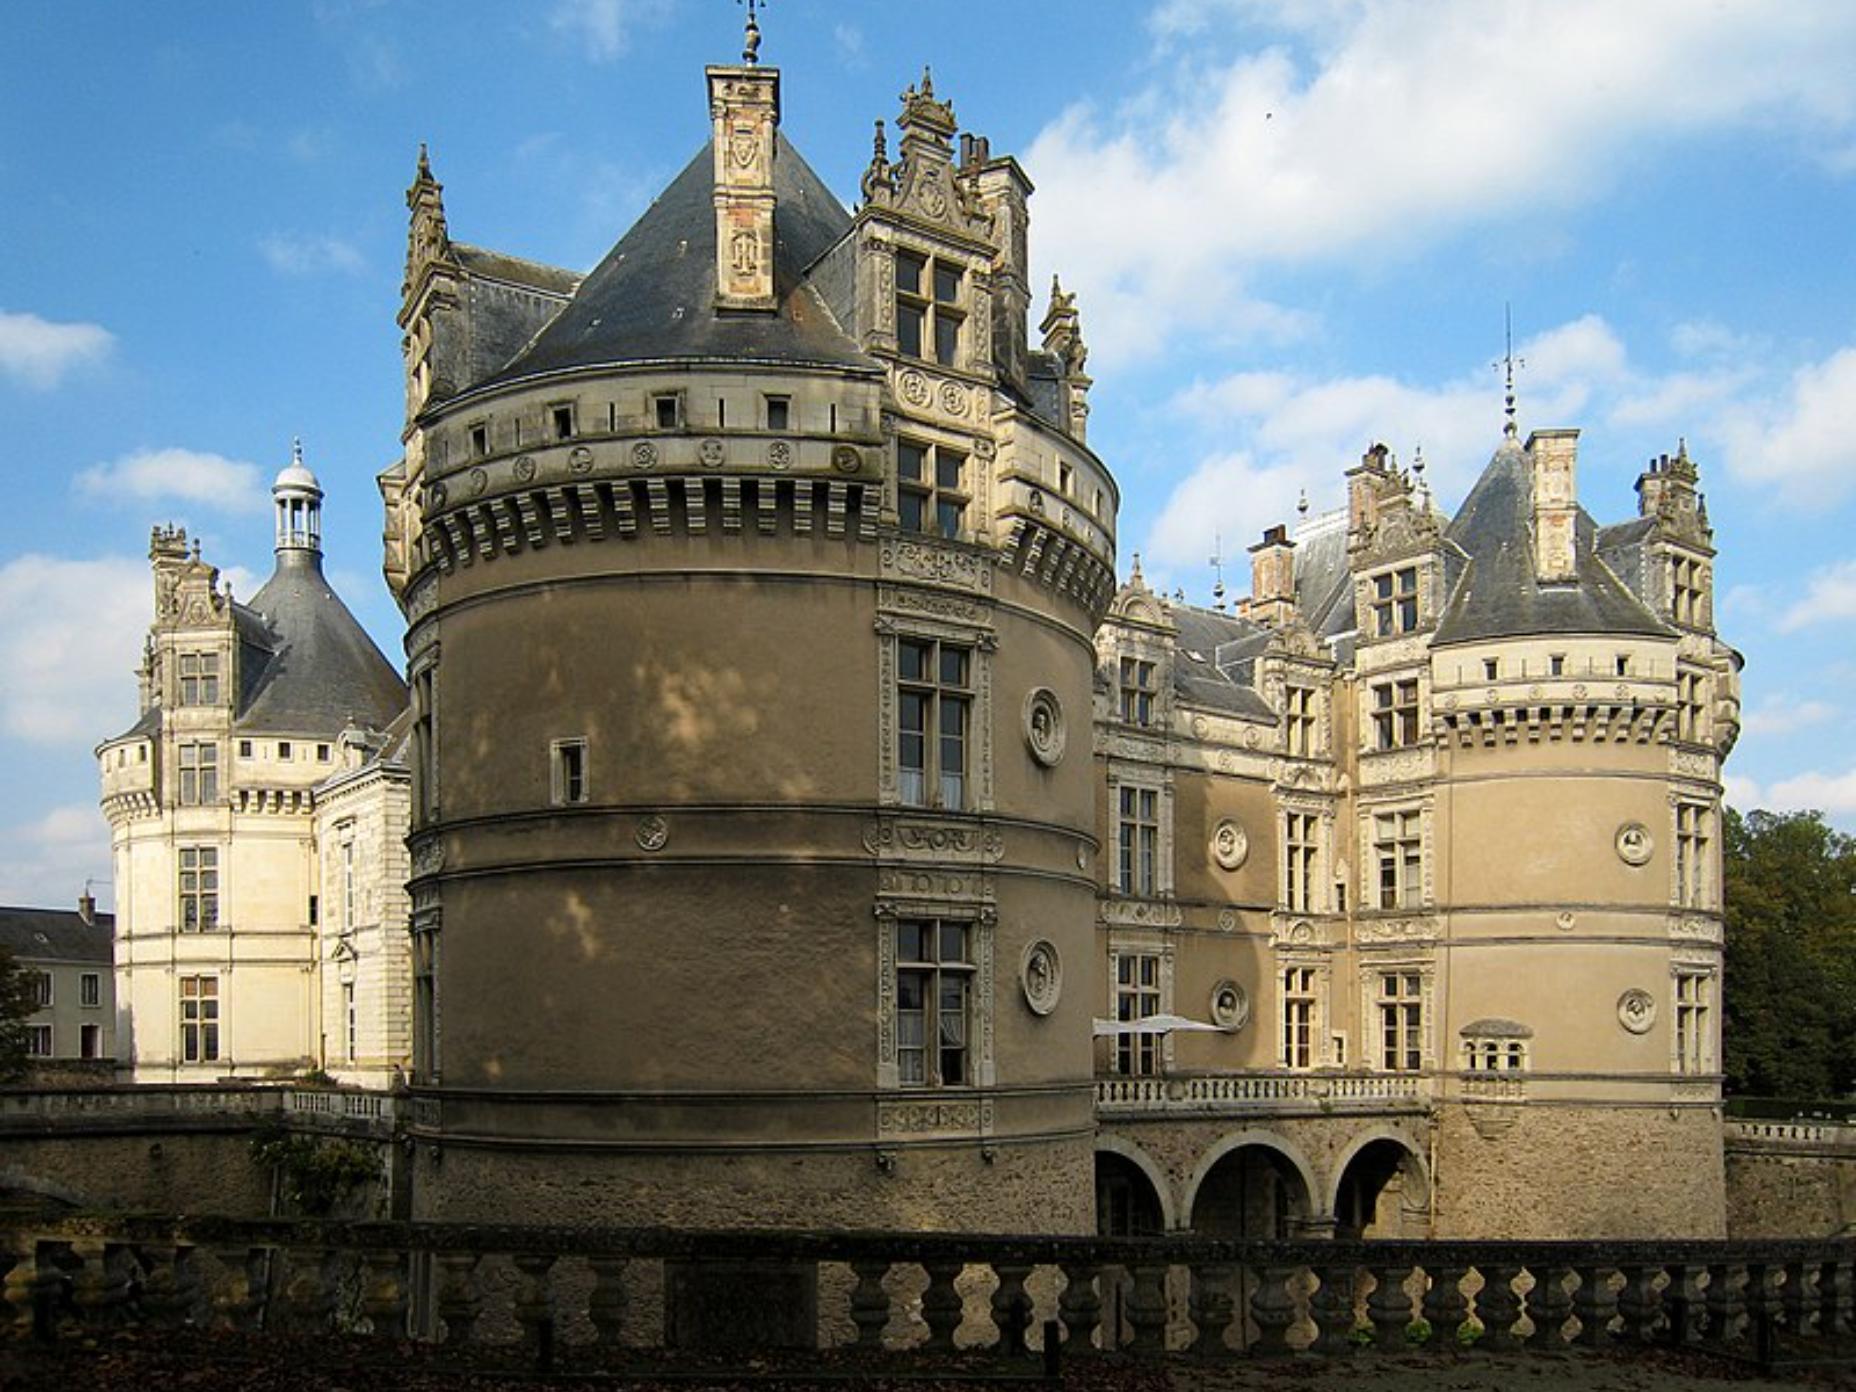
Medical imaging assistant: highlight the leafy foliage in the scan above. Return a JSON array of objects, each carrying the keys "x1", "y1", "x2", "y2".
[
  {"x1": 1722, "y1": 808, "x2": 1856, "y2": 1099},
  {"x1": 250, "y1": 1118, "x2": 383, "y2": 1216},
  {"x1": 0, "y1": 946, "x2": 41, "y2": 1083}
]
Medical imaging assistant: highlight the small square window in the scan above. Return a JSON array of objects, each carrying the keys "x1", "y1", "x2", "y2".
[
  {"x1": 239, "y1": 740, "x2": 253, "y2": 758},
  {"x1": 765, "y1": 396, "x2": 790, "y2": 432},
  {"x1": 654, "y1": 395, "x2": 680, "y2": 430},
  {"x1": 1615, "y1": 654, "x2": 1631, "y2": 677},
  {"x1": 277, "y1": 741, "x2": 292, "y2": 760},
  {"x1": 469, "y1": 423, "x2": 489, "y2": 457},
  {"x1": 1483, "y1": 658, "x2": 1499, "y2": 681},
  {"x1": 551, "y1": 739, "x2": 588, "y2": 806},
  {"x1": 80, "y1": 973, "x2": 100, "y2": 1008},
  {"x1": 1549, "y1": 654, "x2": 1565, "y2": 676},
  {"x1": 1059, "y1": 462, "x2": 1075, "y2": 497},
  {"x1": 551, "y1": 404, "x2": 575, "y2": 440},
  {"x1": 317, "y1": 743, "x2": 331, "y2": 762}
]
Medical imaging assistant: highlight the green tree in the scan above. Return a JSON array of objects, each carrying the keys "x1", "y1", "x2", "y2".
[
  {"x1": 1722, "y1": 808, "x2": 1856, "y2": 1099},
  {"x1": 0, "y1": 946, "x2": 40, "y2": 1083}
]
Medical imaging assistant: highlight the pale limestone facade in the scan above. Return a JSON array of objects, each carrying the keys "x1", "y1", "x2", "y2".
[{"x1": 98, "y1": 461, "x2": 410, "y2": 1086}]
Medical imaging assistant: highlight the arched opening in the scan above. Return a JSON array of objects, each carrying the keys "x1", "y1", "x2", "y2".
[
  {"x1": 1189, "y1": 1143, "x2": 1312, "y2": 1237},
  {"x1": 1095, "y1": 1151, "x2": 1167, "y2": 1236},
  {"x1": 1333, "y1": 1137, "x2": 1425, "y2": 1238}
]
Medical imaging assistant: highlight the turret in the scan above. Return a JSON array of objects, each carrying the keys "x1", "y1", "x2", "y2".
[{"x1": 272, "y1": 439, "x2": 323, "y2": 560}]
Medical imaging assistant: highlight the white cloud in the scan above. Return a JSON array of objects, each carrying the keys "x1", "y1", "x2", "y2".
[
  {"x1": 1764, "y1": 767, "x2": 1856, "y2": 817},
  {"x1": 550, "y1": 0, "x2": 671, "y2": 61},
  {"x1": 1778, "y1": 558, "x2": 1856, "y2": 632},
  {"x1": 0, "y1": 804, "x2": 114, "y2": 912},
  {"x1": 0, "y1": 555, "x2": 147, "y2": 746},
  {"x1": 1608, "y1": 369, "x2": 1752, "y2": 430},
  {"x1": 833, "y1": 23, "x2": 865, "y2": 67},
  {"x1": 1027, "y1": 1, "x2": 1856, "y2": 365},
  {"x1": 1670, "y1": 318, "x2": 1762, "y2": 361},
  {"x1": 1719, "y1": 346, "x2": 1856, "y2": 505},
  {"x1": 259, "y1": 234, "x2": 365, "y2": 277},
  {"x1": 1144, "y1": 315, "x2": 1627, "y2": 574},
  {"x1": 0, "y1": 309, "x2": 113, "y2": 390},
  {"x1": 1741, "y1": 695, "x2": 1837, "y2": 738},
  {"x1": 74, "y1": 448, "x2": 266, "y2": 514}
]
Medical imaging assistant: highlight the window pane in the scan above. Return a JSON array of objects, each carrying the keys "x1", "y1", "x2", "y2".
[
  {"x1": 939, "y1": 647, "x2": 968, "y2": 687},
  {"x1": 898, "y1": 443, "x2": 926, "y2": 482},
  {"x1": 933, "y1": 262, "x2": 960, "y2": 304},
  {"x1": 898, "y1": 491, "x2": 925, "y2": 532},
  {"x1": 935, "y1": 453, "x2": 964, "y2": 491},
  {"x1": 935, "y1": 499, "x2": 963, "y2": 537},
  {"x1": 897, "y1": 252, "x2": 925, "y2": 296},
  {"x1": 899, "y1": 641, "x2": 931, "y2": 683},
  {"x1": 898, "y1": 304, "x2": 924, "y2": 358},
  {"x1": 939, "y1": 922, "x2": 965, "y2": 963},
  {"x1": 934, "y1": 314, "x2": 959, "y2": 366}
]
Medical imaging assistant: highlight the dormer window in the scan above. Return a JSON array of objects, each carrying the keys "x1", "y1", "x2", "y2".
[
  {"x1": 1372, "y1": 567, "x2": 1419, "y2": 637},
  {"x1": 178, "y1": 652, "x2": 220, "y2": 706},
  {"x1": 896, "y1": 249, "x2": 963, "y2": 367},
  {"x1": 1119, "y1": 657, "x2": 1156, "y2": 726},
  {"x1": 1672, "y1": 557, "x2": 1705, "y2": 626}
]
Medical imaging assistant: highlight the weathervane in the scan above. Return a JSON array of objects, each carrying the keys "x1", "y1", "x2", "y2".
[
  {"x1": 1210, "y1": 532, "x2": 1227, "y2": 612},
  {"x1": 737, "y1": 0, "x2": 766, "y2": 65},
  {"x1": 1493, "y1": 303, "x2": 1525, "y2": 438}
]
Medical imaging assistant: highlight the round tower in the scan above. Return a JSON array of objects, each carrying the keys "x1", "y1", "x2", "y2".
[{"x1": 394, "y1": 50, "x2": 1116, "y2": 1231}]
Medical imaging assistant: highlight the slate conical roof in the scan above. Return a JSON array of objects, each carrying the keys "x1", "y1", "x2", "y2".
[
  {"x1": 478, "y1": 134, "x2": 873, "y2": 389},
  {"x1": 1433, "y1": 437, "x2": 1671, "y2": 645},
  {"x1": 238, "y1": 552, "x2": 407, "y2": 734}
]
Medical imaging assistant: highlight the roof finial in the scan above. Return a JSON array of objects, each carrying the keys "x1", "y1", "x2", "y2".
[
  {"x1": 1494, "y1": 302, "x2": 1525, "y2": 438},
  {"x1": 921, "y1": 65, "x2": 934, "y2": 99},
  {"x1": 1209, "y1": 532, "x2": 1227, "y2": 612},
  {"x1": 1130, "y1": 551, "x2": 1144, "y2": 586},
  {"x1": 737, "y1": 0, "x2": 764, "y2": 65},
  {"x1": 1296, "y1": 488, "x2": 1309, "y2": 518},
  {"x1": 292, "y1": 435, "x2": 304, "y2": 467}
]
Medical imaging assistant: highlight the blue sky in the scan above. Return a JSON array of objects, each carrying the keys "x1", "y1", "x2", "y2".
[{"x1": 2, "y1": 0, "x2": 1853, "y2": 908}]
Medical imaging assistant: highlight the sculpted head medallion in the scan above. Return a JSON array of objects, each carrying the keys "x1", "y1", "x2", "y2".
[
  {"x1": 1211, "y1": 819, "x2": 1249, "y2": 871},
  {"x1": 1024, "y1": 689, "x2": 1065, "y2": 767},
  {"x1": 1021, "y1": 940, "x2": 1061, "y2": 1016},
  {"x1": 1615, "y1": 822, "x2": 1653, "y2": 867}
]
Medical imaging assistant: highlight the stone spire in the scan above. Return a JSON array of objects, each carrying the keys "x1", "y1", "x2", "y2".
[
  {"x1": 1040, "y1": 275, "x2": 1093, "y2": 444},
  {"x1": 403, "y1": 143, "x2": 449, "y2": 303}
]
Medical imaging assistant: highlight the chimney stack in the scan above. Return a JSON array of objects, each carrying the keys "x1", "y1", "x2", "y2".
[
  {"x1": 77, "y1": 890, "x2": 96, "y2": 926},
  {"x1": 706, "y1": 59, "x2": 781, "y2": 310},
  {"x1": 1526, "y1": 429, "x2": 1579, "y2": 584},
  {"x1": 1244, "y1": 524, "x2": 1298, "y2": 626}
]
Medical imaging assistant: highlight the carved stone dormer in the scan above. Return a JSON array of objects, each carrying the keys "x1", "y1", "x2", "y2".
[
  {"x1": 1636, "y1": 438, "x2": 1713, "y2": 550},
  {"x1": 399, "y1": 145, "x2": 465, "y2": 428},
  {"x1": 1040, "y1": 275, "x2": 1092, "y2": 444},
  {"x1": 1636, "y1": 438, "x2": 1717, "y2": 632},
  {"x1": 706, "y1": 58, "x2": 781, "y2": 310}
]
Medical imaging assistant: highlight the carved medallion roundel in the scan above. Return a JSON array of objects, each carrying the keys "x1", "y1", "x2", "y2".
[
  {"x1": 1211, "y1": 819, "x2": 1249, "y2": 871},
  {"x1": 1210, "y1": 980, "x2": 1249, "y2": 1031},
  {"x1": 1617, "y1": 989, "x2": 1656, "y2": 1035},
  {"x1": 635, "y1": 815, "x2": 669, "y2": 852},
  {"x1": 631, "y1": 442, "x2": 658, "y2": 470},
  {"x1": 1024, "y1": 688, "x2": 1065, "y2": 767},
  {"x1": 1615, "y1": 822, "x2": 1653, "y2": 867},
  {"x1": 1021, "y1": 940, "x2": 1061, "y2": 1016}
]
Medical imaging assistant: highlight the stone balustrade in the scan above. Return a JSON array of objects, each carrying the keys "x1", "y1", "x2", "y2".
[
  {"x1": 4, "y1": 1212, "x2": 1850, "y2": 1370},
  {"x1": 1095, "y1": 1070, "x2": 1426, "y2": 1115},
  {"x1": 0, "y1": 1084, "x2": 399, "y2": 1138}
]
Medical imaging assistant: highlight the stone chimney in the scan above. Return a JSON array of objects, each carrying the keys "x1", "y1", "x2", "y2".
[
  {"x1": 1345, "y1": 443, "x2": 1395, "y2": 549},
  {"x1": 965, "y1": 139, "x2": 1034, "y2": 389},
  {"x1": 1636, "y1": 438, "x2": 1711, "y2": 543},
  {"x1": 1244, "y1": 525, "x2": 1298, "y2": 627},
  {"x1": 1526, "y1": 429, "x2": 1579, "y2": 584},
  {"x1": 706, "y1": 59, "x2": 781, "y2": 310},
  {"x1": 77, "y1": 890, "x2": 95, "y2": 926}
]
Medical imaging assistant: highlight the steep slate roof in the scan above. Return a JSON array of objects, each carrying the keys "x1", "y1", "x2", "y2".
[
  {"x1": 452, "y1": 244, "x2": 582, "y2": 297},
  {"x1": 480, "y1": 135, "x2": 875, "y2": 388},
  {"x1": 238, "y1": 553, "x2": 406, "y2": 734},
  {"x1": 0, "y1": 907, "x2": 112, "y2": 963},
  {"x1": 1434, "y1": 438, "x2": 1671, "y2": 645},
  {"x1": 1168, "y1": 607, "x2": 1278, "y2": 721},
  {"x1": 1290, "y1": 512, "x2": 1355, "y2": 643}
]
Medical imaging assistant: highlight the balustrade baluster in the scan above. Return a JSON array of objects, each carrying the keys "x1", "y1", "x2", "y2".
[
  {"x1": 1420, "y1": 1264, "x2": 1467, "y2": 1349},
  {"x1": 360, "y1": 1249, "x2": 410, "y2": 1339},
  {"x1": 849, "y1": 1258, "x2": 891, "y2": 1349},
  {"x1": 1474, "y1": 1263, "x2": 1521, "y2": 1352},
  {"x1": 434, "y1": 1252, "x2": 483, "y2": 1345},
  {"x1": 1524, "y1": 1265, "x2": 1572, "y2": 1348},
  {"x1": 68, "y1": 1238, "x2": 133, "y2": 1330},
  {"x1": 1820, "y1": 1260, "x2": 1851, "y2": 1339},
  {"x1": 2, "y1": 1237, "x2": 39, "y2": 1334},
  {"x1": 133, "y1": 1244, "x2": 200, "y2": 1328},
  {"x1": 1057, "y1": 1262, "x2": 1101, "y2": 1351},
  {"x1": 587, "y1": 1255, "x2": 628, "y2": 1348},
  {"x1": 920, "y1": 1261, "x2": 963, "y2": 1351},
  {"x1": 511, "y1": 1253, "x2": 557, "y2": 1357},
  {"x1": 1662, "y1": 1264, "x2": 1701, "y2": 1346},
  {"x1": 1615, "y1": 1264, "x2": 1661, "y2": 1342},
  {"x1": 1704, "y1": 1261, "x2": 1743, "y2": 1344},
  {"x1": 1189, "y1": 1261, "x2": 1235, "y2": 1356},
  {"x1": 209, "y1": 1245, "x2": 266, "y2": 1332},
  {"x1": 989, "y1": 1261, "x2": 1033, "y2": 1356},
  {"x1": 1780, "y1": 1260, "x2": 1814, "y2": 1338},
  {"x1": 1744, "y1": 1262, "x2": 1777, "y2": 1358},
  {"x1": 1307, "y1": 1263, "x2": 1355, "y2": 1356},
  {"x1": 1123, "y1": 1261, "x2": 1168, "y2": 1355},
  {"x1": 1570, "y1": 1264, "x2": 1616, "y2": 1347},
  {"x1": 282, "y1": 1246, "x2": 338, "y2": 1333},
  {"x1": 1250, "y1": 1264, "x2": 1299, "y2": 1355},
  {"x1": 1366, "y1": 1262, "x2": 1413, "y2": 1351}
]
